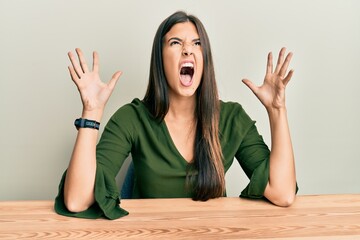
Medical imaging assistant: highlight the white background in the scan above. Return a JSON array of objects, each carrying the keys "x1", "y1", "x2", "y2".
[{"x1": 1, "y1": 0, "x2": 359, "y2": 200}]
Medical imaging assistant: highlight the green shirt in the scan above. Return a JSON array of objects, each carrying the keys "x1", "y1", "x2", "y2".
[{"x1": 55, "y1": 98, "x2": 271, "y2": 219}]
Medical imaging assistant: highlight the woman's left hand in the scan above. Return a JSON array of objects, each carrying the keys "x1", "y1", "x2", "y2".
[{"x1": 242, "y1": 47, "x2": 294, "y2": 111}]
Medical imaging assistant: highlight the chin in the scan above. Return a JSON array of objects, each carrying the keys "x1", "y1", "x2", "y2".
[
  {"x1": 178, "y1": 90, "x2": 197, "y2": 98},
  {"x1": 180, "y1": 84, "x2": 199, "y2": 97}
]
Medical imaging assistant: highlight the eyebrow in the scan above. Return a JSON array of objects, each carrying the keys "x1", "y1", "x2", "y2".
[{"x1": 167, "y1": 37, "x2": 200, "y2": 43}]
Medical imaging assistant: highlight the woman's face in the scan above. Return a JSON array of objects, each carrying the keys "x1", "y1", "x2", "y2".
[{"x1": 162, "y1": 22, "x2": 203, "y2": 100}]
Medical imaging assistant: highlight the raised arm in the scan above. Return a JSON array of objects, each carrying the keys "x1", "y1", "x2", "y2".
[
  {"x1": 242, "y1": 47, "x2": 296, "y2": 206},
  {"x1": 64, "y1": 48, "x2": 121, "y2": 212}
]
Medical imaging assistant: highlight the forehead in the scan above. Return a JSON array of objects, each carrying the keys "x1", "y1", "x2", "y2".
[{"x1": 164, "y1": 22, "x2": 199, "y2": 40}]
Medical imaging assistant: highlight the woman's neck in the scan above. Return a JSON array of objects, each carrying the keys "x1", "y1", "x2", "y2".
[{"x1": 165, "y1": 95, "x2": 196, "y2": 122}]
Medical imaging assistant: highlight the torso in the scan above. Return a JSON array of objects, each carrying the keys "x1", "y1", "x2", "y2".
[{"x1": 101, "y1": 98, "x2": 268, "y2": 198}]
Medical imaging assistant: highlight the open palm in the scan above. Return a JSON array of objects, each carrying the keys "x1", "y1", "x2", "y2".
[
  {"x1": 242, "y1": 47, "x2": 294, "y2": 111},
  {"x1": 68, "y1": 48, "x2": 122, "y2": 112}
]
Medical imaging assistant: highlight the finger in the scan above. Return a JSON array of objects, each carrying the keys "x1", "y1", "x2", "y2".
[
  {"x1": 283, "y1": 69, "x2": 294, "y2": 86},
  {"x1": 68, "y1": 66, "x2": 79, "y2": 83},
  {"x1": 242, "y1": 79, "x2": 258, "y2": 95},
  {"x1": 75, "y1": 48, "x2": 89, "y2": 73},
  {"x1": 93, "y1": 51, "x2": 99, "y2": 72},
  {"x1": 274, "y1": 47, "x2": 286, "y2": 73},
  {"x1": 68, "y1": 51, "x2": 83, "y2": 78},
  {"x1": 279, "y1": 52, "x2": 293, "y2": 78},
  {"x1": 266, "y1": 52, "x2": 273, "y2": 74},
  {"x1": 108, "y1": 71, "x2": 122, "y2": 90}
]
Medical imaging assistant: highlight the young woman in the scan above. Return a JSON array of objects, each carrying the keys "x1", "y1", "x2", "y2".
[{"x1": 55, "y1": 11, "x2": 297, "y2": 219}]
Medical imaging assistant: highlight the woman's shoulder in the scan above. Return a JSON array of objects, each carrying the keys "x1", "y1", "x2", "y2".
[
  {"x1": 219, "y1": 100, "x2": 254, "y2": 125},
  {"x1": 220, "y1": 100, "x2": 245, "y2": 115},
  {"x1": 113, "y1": 98, "x2": 147, "y2": 115},
  {"x1": 110, "y1": 98, "x2": 151, "y2": 123}
]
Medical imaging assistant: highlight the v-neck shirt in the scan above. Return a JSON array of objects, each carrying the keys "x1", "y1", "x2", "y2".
[{"x1": 55, "y1": 98, "x2": 271, "y2": 219}]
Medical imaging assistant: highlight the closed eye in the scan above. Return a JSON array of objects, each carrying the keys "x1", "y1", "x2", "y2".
[
  {"x1": 170, "y1": 40, "x2": 181, "y2": 46},
  {"x1": 194, "y1": 40, "x2": 201, "y2": 46}
]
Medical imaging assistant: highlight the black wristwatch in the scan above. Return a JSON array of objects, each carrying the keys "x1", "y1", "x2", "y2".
[{"x1": 74, "y1": 118, "x2": 100, "y2": 130}]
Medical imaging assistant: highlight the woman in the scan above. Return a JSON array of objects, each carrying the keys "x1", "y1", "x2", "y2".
[{"x1": 55, "y1": 11, "x2": 297, "y2": 219}]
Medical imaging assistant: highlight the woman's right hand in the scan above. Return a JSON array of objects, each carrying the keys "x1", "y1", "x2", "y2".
[{"x1": 68, "y1": 48, "x2": 122, "y2": 119}]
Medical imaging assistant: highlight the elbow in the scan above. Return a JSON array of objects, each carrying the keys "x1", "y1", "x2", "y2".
[
  {"x1": 265, "y1": 181, "x2": 297, "y2": 207},
  {"x1": 65, "y1": 200, "x2": 89, "y2": 213},
  {"x1": 272, "y1": 193, "x2": 296, "y2": 207},
  {"x1": 265, "y1": 185, "x2": 296, "y2": 207},
  {"x1": 64, "y1": 195, "x2": 91, "y2": 213},
  {"x1": 63, "y1": 183, "x2": 94, "y2": 213},
  {"x1": 65, "y1": 202, "x2": 86, "y2": 213}
]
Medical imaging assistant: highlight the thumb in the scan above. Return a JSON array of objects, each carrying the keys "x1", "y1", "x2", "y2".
[
  {"x1": 108, "y1": 71, "x2": 122, "y2": 90},
  {"x1": 242, "y1": 79, "x2": 258, "y2": 94}
]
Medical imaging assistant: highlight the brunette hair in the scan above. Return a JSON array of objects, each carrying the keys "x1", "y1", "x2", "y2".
[{"x1": 143, "y1": 11, "x2": 225, "y2": 200}]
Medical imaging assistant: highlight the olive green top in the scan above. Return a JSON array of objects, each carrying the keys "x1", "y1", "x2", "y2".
[{"x1": 55, "y1": 98, "x2": 271, "y2": 219}]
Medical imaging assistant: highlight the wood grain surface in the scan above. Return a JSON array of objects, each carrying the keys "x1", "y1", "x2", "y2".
[{"x1": 0, "y1": 194, "x2": 359, "y2": 239}]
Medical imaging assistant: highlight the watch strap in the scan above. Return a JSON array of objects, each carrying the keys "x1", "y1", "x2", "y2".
[{"x1": 74, "y1": 118, "x2": 100, "y2": 130}]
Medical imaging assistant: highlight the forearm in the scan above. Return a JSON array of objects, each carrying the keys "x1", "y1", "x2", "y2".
[
  {"x1": 63, "y1": 48, "x2": 121, "y2": 212},
  {"x1": 264, "y1": 107, "x2": 296, "y2": 206},
  {"x1": 63, "y1": 110, "x2": 102, "y2": 212}
]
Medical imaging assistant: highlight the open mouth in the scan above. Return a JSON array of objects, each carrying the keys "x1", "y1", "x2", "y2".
[{"x1": 179, "y1": 63, "x2": 194, "y2": 87}]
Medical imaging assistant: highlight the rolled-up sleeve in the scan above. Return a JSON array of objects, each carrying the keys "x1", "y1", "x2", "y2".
[
  {"x1": 236, "y1": 122, "x2": 271, "y2": 199},
  {"x1": 54, "y1": 166, "x2": 129, "y2": 219}
]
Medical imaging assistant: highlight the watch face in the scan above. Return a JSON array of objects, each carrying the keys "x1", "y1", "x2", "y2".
[{"x1": 85, "y1": 121, "x2": 96, "y2": 127}]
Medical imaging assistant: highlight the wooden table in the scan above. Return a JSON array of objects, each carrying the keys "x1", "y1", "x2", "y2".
[{"x1": 0, "y1": 195, "x2": 359, "y2": 239}]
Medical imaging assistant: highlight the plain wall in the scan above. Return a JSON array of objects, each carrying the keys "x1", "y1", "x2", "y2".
[{"x1": 1, "y1": 0, "x2": 359, "y2": 200}]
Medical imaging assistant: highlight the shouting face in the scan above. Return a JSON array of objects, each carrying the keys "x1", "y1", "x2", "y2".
[{"x1": 162, "y1": 22, "x2": 204, "y2": 100}]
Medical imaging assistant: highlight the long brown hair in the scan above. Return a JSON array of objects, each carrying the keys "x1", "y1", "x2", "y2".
[{"x1": 143, "y1": 11, "x2": 225, "y2": 201}]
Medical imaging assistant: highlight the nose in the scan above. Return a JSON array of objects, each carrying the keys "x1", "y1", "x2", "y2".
[{"x1": 182, "y1": 44, "x2": 193, "y2": 56}]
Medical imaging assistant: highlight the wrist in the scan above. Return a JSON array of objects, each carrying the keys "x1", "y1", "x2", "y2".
[
  {"x1": 266, "y1": 107, "x2": 288, "y2": 121},
  {"x1": 81, "y1": 109, "x2": 103, "y2": 122},
  {"x1": 266, "y1": 106, "x2": 287, "y2": 115}
]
